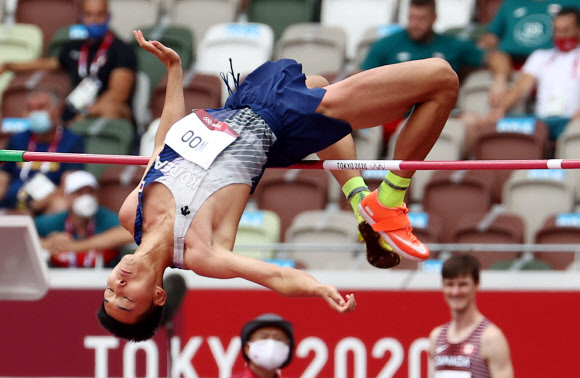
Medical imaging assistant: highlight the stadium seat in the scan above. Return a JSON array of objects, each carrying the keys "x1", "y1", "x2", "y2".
[
  {"x1": 503, "y1": 169, "x2": 575, "y2": 243},
  {"x1": 139, "y1": 118, "x2": 159, "y2": 157},
  {"x1": 132, "y1": 71, "x2": 152, "y2": 135},
  {"x1": 166, "y1": 0, "x2": 240, "y2": 47},
  {"x1": 474, "y1": 118, "x2": 548, "y2": 203},
  {"x1": 555, "y1": 119, "x2": 580, "y2": 202},
  {"x1": 46, "y1": 24, "x2": 88, "y2": 58},
  {"x1": 0, "y1": 23, "x2": 43, "y2": 60},
  {"x1": 196, "y1": 22, "x2": 274, "y2": 104},
  {"x1": 234, "y1": 210, "x2": 281, "y2": 260},
  {"x1": 534, "y1": 213, "x2": 580, "y2": 270},
  {"x1": 423, "y1": 170, "x2": 494, "y2": 242},
  {"x1": 150, "y1": 71, "x2": 222, "y2": 120},
  {"x1": 459, "y1": 70, "x2": 527, "y2": 116},
  {"x1": 320, "y1": 0, "x2": 398, "y2": 60},
  {"x1": 15, "y1": 0, "x2": 80, "y2": 54},
  {"x1": 254, "y1": 169, "x2": 329, "y2": 241},
  {"x1": 387, "y1": 117, "x2": 465, "y2": 203},
  {"x1": 0, "y1": 23, "x2": 44, "y2": 116},
  {"x1": 1, "y1": 70, "x2": 71, "y2": 118},
  {"x1": 247, "y1": 0, "x2": 319, "y2": 41},
  {"x1": 108, "y1": 0, "x2": 161, "y2": 42},
  {"x1": 353, "y1": 125, "x2": 383, "y2": 160},
  {"x1": 97, "y1": 165, "x2": 146, "y2": 213},
  {"x1": 275, "y1": 23, "x2": 346, "y2": 76},
  {"x1": 285, "y1": 209, "x2": 359, "y2": 269},
  {"x1": 398, "y1": 0, "x2": 476, "y2": 33},
  {"x1": 354, "y1": 24, "x2": 403, "y2": 68},
  {"x1": 69, "y1": 117, "x2": 135, "y2": 179},
  {"x1": 450, "y1": 209, "x2": 525, "y2": 269}
]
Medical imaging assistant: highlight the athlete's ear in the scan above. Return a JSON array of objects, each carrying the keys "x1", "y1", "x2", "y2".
[{"x1": 154, "y1": 287, "x2": 166, "y2": 306}]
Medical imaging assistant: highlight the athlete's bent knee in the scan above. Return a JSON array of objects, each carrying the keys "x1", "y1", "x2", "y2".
[{"x1": 305, "y1": 75, "x2": 330, "y2": 89}]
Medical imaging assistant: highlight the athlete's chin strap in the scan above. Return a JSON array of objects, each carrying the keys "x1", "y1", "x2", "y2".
[{"x1": 220, "y1": 58, "x2": 240, "y2": 97}]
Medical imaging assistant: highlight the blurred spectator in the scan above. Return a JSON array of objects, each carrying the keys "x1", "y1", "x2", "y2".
[
  {"x1": 360, "y1": 0, "x2": 511, "y2": 147},
  {"x1": 361, "y1": 0, "x2": 509, "y2": 77},
  {"x1": 0, "y1": 0, "x2": 137, "y2": 122},
  {"x1": 0, "y1": 88, "x2": 84, "y2": 214},
  {"x1": 428, "y1": 254, "x2": 514, "y2": 377},
  {"x1": 233, "y1": 313, "x2": 295, "y2": 378},
  {"x1": 478, "y1": 0, "x2": 580, "y2": 66},
  {"x1": 483, "y1": 7, "x2": 580, "y2": 141},
  {"x1": 34, "y1": 170, "x2": 134, "y2": 268}
]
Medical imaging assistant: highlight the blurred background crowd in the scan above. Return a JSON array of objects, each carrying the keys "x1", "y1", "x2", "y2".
[{"x1": 0, "y1": 0, "x2": 580, "y2": 271}]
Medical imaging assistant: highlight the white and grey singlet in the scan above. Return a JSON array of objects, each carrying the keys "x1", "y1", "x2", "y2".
[{"x1": 133, "y1": 108, "x2": 276, "y2": 268}]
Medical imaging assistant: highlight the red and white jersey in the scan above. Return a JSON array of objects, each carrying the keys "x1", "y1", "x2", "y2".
[{"x1": 433, "y1": 318, "x2": 492, "y2": 378}]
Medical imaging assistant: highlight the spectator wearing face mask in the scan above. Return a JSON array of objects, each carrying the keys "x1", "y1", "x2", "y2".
[
  {"x1": 34, "y1": 170, "x2": 134, "y2": 268},
  {"x1": 233, "y1": 313, "x2": 295, "y2": 378},
  {"x1": 0, "y1": 88, "x2": 85, "y2": 214},
  {"x1": 482, "y1": 7, "x2": 580, "y2": 140},
  {"x1": 0, "y1": 0, "x2": 137, "y2": 122}
]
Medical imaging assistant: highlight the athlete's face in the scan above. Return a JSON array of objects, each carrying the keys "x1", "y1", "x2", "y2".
[
  {"x1": 442, "y1": 274, "x2": 478, "y2": 313},
  {"x1": 407, "y1": 5, "x2": 436, "y2": 41},
  {"x1": 103, "y1": 255, "x2": 164, "y2": 323}
]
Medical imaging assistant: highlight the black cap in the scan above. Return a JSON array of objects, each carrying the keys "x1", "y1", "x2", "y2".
[{"x1": 240, "y1": 313, "x2": 294, "y2": 368}]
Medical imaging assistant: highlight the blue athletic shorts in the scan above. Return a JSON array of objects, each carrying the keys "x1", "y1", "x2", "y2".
[{"x1": 225, "y1": 59, "x2": 353, "y2": 167}]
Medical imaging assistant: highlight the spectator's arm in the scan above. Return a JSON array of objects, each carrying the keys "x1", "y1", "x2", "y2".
[
  {"x1": 486, "y1": 50, "x2": 513, "y2": 107},
  {"x1": 498, "y1": 72, "x2": 536, "y2": 113},
  {"x1": 91, "y1": 68, "x2": 135, "y2": 105},
  {"x1": 0, "y1": 57, "x2": 60, "y2": 75},
  {"x1": 0, "y1": 170, "x2": 10, "y2": 201},
  {"x1": 482, "y1": 325, "x2": 514, "y2": 378},
  {"x1": 58, "y1": 225, "x2": 134, "y2": 252},
  {"x1": 478, "y1": 0, "x2": 506, "y2": 50},
  {"x1": 87, "y1": 68, "x2": 135, "y2": 119},
  {"x1": 478, "y1": 33, "x2": 499, "y2": 50}
]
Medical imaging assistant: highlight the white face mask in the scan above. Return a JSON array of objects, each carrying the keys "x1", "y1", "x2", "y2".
[
  {"x1": 247, "y1": 339, "x2": 290, "y2": 371},
  {"x1": 72, "y1": 194, "x2": 98, "y2": 218}
]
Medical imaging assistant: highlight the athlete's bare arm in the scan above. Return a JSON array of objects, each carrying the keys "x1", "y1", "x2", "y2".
[
  {"x1": 482, "y1": 325, "x2": 514, "y2": 378},
  {"x1": 188, "y1": 240, "x2": 357, "y2": 313},
  {"x1": 119, "y1": 31, "x2": 187, "y2": 231}
]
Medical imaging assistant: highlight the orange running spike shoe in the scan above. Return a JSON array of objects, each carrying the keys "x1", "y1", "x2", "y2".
[{"x1": 358, "y1": 190, "x2": 429, "y2": 261}]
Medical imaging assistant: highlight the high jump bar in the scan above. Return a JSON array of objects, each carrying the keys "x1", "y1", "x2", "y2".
[{"x1": 1, "y1": 150, "x2": 580, "y2": 170}]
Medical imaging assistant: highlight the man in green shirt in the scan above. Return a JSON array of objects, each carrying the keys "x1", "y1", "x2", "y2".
[
  {"x1": 361, "y1": 0, "x2": 510, "y2": 155},
  {"x1": 479, "y1": 0, "x2": 580, "y2": 64},
  {"x1": 362, "y1": 0, "x2": 505, "y2": 75}
]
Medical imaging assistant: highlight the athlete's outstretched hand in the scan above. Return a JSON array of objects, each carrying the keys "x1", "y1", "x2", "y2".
[
  {"x1": 320, "y1": 285, "x2": 356, "y2": 313},
  {"x1": 133, "y1": 30, "x2": 181, "y2": 69}
]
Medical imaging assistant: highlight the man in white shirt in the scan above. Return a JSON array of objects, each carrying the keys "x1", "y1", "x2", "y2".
[{"x1": 483, "y1": 7, "x2": 580, "y2": 140}]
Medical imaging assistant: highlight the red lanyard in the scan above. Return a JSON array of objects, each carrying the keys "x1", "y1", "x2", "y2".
[
  {"x1": 78, "y1": 32, "x2": 114, "y2": 78},
  {"x1": 27, "y1": 125, "x2": 62, "y2": 153},
  {"x1": 20, "y1": 126, "x2": 63, "y2": 180},
  {"x1": 65, "y1": 215, "x2": 96, "y2": 239},
  {"x1": 65, "y1": 215, "x2": 97, "y2": 268}
]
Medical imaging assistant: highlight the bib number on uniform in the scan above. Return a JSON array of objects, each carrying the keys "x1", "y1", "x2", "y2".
[{"x1": 165, "y1": 110, "x2": 239, "y2": 170}]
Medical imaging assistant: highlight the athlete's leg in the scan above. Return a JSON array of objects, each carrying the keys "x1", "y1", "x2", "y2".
[
  {"x1": 317, "y1": 58, "x2": 458, "y2": 178},
  {"x1": 316, "y1": 58, "x2": 459, "y2": 262},
  {"x1": 307, "y1": 75, "x2": 397, "y2": 267}
]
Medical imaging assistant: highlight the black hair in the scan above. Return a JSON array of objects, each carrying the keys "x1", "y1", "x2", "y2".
[
  {"x1": 557, "y1": 7, "x2": 580, "y2": 26},
  {"x1": 441, "y1": 254, "x2": 480, "y2": 284},
  {"x1": 410, "y1": 0, "x2": 436, "y2": 11},
  {"x1": 96, "y1": 302, "x2": 164, "y2": 342}
]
